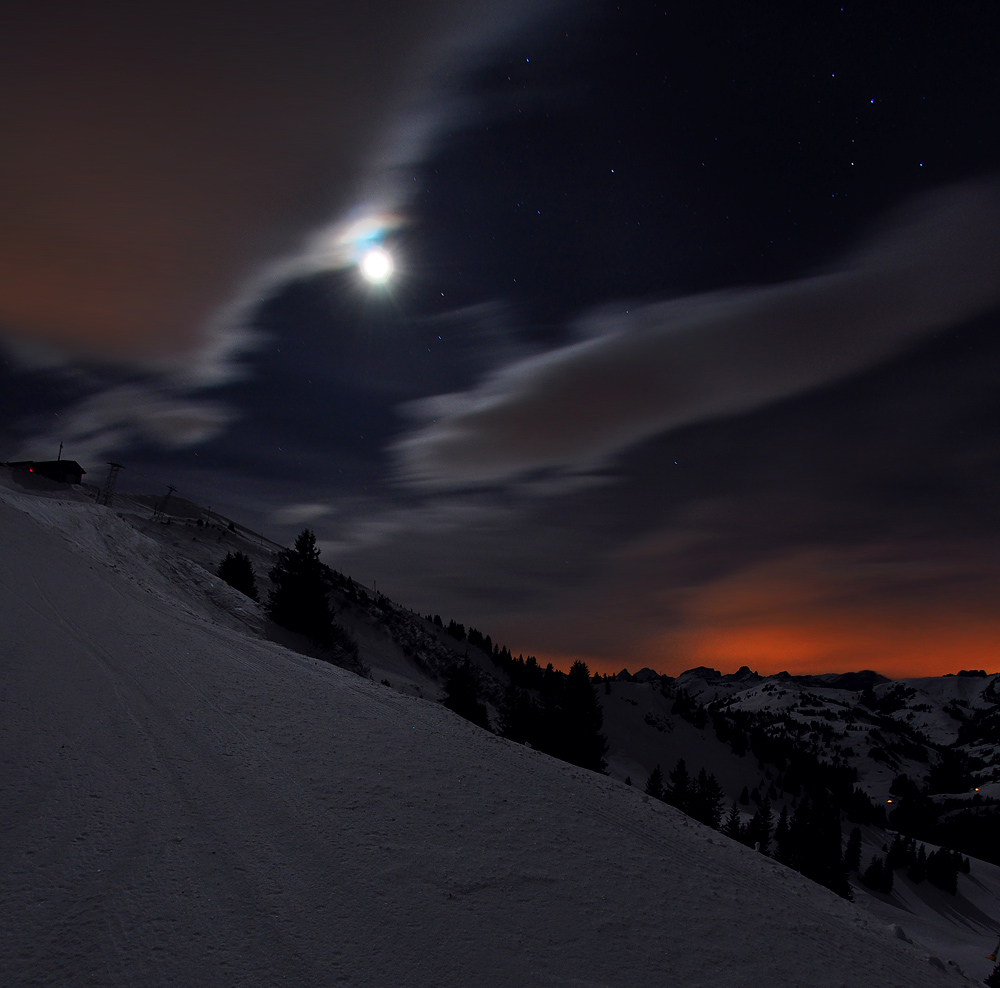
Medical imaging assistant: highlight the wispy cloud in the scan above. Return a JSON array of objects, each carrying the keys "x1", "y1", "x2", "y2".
[
  {"x1": 13, "y1": 383, "x2": 233, "y2": 464},
  {"x1": 270, "y1": 502, "x2": 334, "y2": 527},
  {"x1": 393, "y1": 181, "x2": 1000, "y2": 489}
]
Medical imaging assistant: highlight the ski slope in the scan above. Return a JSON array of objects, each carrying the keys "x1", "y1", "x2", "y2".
[{"x1": 0, "y1": 490, "x2": 975, "y2": 986}]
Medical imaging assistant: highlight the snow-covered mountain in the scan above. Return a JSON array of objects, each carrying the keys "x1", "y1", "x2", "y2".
[
  {"x1": 653, "y1": 663, "x2": 1000, "y2": 804},
  {"x1": 2, "y1": 467, "x2": 997, "y2": 985}
]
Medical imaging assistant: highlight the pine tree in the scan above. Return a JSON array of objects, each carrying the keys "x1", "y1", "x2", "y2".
[
  {"x1": 442, "y1": 656, "x2": 491, "y2": 731},
  {"x1": 561, "y1": 661, "x2": 609, "y2": 773},
  {"x1": 498, "y1": 683, "x2": 532, "y2": 743},
  {"x1": 645, "y1": 764, "x2": 665, "y2": 801},
  {"x1": 747, "y1": 797, "x2": 774, "y2": 854},
  {"x1": 783, "y1": 797, "x2": 811, "y2": 872},
  {"x1": 881, "y1": 861, "x2": 894, "y2": 894},
  {"x1": 862, "y1": 855, "x2": 884, "y2": 891},
  {"x1": 925, "y1": 848, "x2": 959, "y2": 895},
  {"x1": 773, "y1": 806, "x2": 791, "y2": 864},
  {"x1": 217, "y1": 550, "x2": 259, "y2": 601},
  {"x1": 862, "y1": 855, "x2": 892, "y2": 894},
  {"x1": 665, "y1": 758, "x2": 691, "y2": 813},
  {"x1": 985, "y1": 961, "x2": 1000, "y2": 988},
  {"x1": 783, "y1": 794, "x2": 852, "y2": 900},
  {"x1": 815, "y1": 795, "x2": 851, "y2": 900},
  {"x1": 267, "y1": 529, "x2": 335, "y2": 644},
  {"x1": 723, "y1": 802, "x2": 743, "y2": 842},
  {"x1": 843, "y1": 827, "x2": 862, "y2": 872},
  {"x1": 689, "y1": 768, "x2": 725, "y2": 830},
  {"x1": 885, "y1": 833, "x2": 909, "y2": 872},
  {"x1": 908, "y1": 844, "x2": 928, "y2": 884},
  {"x1": 536, "y1": 663, "x2": 564, "y2": 759}
]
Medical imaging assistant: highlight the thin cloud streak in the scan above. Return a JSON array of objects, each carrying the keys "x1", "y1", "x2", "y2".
[
  {"x1": 394, "y1": 181, "x2": 1000, "y2": 489},
  {"x1": 14, "y1": 384, "x2": 234, "y2": 464}
]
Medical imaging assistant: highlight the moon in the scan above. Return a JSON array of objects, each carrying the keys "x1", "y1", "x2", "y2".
[{"x1": 359, "y1": 247, "x2": 394, "y2": 284}]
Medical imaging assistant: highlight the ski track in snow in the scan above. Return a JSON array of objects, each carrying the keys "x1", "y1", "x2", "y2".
[{"x1": 0, "y1": 491, "x2": 973, "y2": 987}]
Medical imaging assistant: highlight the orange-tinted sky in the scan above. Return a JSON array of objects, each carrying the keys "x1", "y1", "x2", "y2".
[
  {"x1": 519, "y1": 543, "x2": 1000, "y2": 680},
  {"x1": 0, "y1": 1, "x2": 461, "y2": 362},
  {"x1": 534, "y1": 615, "x2": 1000, "y2": 681}
]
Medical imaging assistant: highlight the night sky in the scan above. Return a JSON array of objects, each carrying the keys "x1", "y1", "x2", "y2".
[{"x1": 4, "y1": 1, "x2": 1000, "y2": 678}]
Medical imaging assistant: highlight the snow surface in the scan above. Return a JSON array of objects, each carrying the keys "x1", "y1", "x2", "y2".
[{"x1": 0, "y1": 489, "x2": 988, "y2": 986}]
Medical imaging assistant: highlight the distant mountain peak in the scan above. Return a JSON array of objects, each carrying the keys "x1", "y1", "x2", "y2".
[
  {"x1": 790, "y1": 670, "x2": 891, "y2": 691},
  {"x1": 633, "y1": 667, "x2": 663, "y2": 683},
  {"x1": 682, "y1": 666, "x2": 723, "y2": 682}
]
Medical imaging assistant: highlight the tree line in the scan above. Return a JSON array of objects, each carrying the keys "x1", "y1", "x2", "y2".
[
  {"x1": 491, "y1": 661, "x2": 608, "y2": 773},
  {"x1": 642, "y1": 758, "x2": 852, "y2": 897},
  {"x1": 219, "y1": 538, "x2": 608, "y2": 776},
  {"x1": 670, "y1": 687, "x2": 889, "y2": 829},
  {"x1": 644, "y1": 759, "x2": 726, "y2": 830},
  {"x1": 217, "y1": 529, "x2": 358, "y2": 666},
  {"x1": 418, "y1": 612, "x2": 609, "y2": 775},
  {"x1": 860, "y1": 833, "x2": 970, "y2": 896},
  {"x1": 424, "y1": 612, "x2": 548, "y2": 691}
]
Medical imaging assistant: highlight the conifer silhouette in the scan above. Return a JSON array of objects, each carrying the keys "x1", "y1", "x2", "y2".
[
  {"x1": 267, "y1": 529, "x2": 335, "y2": 645},
  {"x1": 498, "y1": 682, "x2": 536, "y2": 743},
  {"x1": 746, "y1": 797, "x2": 773, "y2": 853},
  {"x1": 908, "y1": 844, "x2": 928, "y2": 884},
  {"x1": 862, "y1": 855, "x2": 893, "y2": 894},
  {"x1": 442, "y1": 656, "x2": 491, "y2": 731},
  {"x1": 561, "y1": 661, "x2": 608, "y2": 773},
  {"x1": 723, "y1": 802, "x2": 743, "y2": 841},
  {"x1": 665, "y1": 758, "x2": 691, "y2": 813},
  {"x1": 690, "y1": 768, "x2": 725, "y2": 830},
  {"x1": 844, "y1": 827, "x2": 863, "y2": 872},
  {"x1": 217, "y1": 550, "x2": 258, "y2": 601},
  {"x1": 644, "y1": 764, "x2": 664, "y2": 801},
  {"x1": 774, "y1": 806, "x2": 791, "y2": 864}
]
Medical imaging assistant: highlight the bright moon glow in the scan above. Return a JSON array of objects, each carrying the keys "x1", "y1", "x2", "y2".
[{"x1": 359, "y1": 247, "x2": 393, "y2": 283}]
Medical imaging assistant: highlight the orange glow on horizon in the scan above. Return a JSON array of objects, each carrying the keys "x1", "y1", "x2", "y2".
[
  {"x1": 681, "y1": 619, "x2": 1000, "y2": 679},
  {"x1": 543, "y1": 613, "x2": 1000, "y2": 680},
  {"x1": 537, "y1": 544, "x2": 1000, "y2": 680}
]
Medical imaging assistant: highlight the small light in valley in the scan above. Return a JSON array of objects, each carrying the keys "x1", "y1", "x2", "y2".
[{"x1": 359, "y1": 247, "x2": 394, "y2": 284}]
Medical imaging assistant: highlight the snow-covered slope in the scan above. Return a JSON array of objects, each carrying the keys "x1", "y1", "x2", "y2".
[
  {"x1": 0, "y1": 491, "x2": 979, "y2": 986},
  {"x1": 654, "y1": 664, "x2": 1000, "y2": 801}
]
